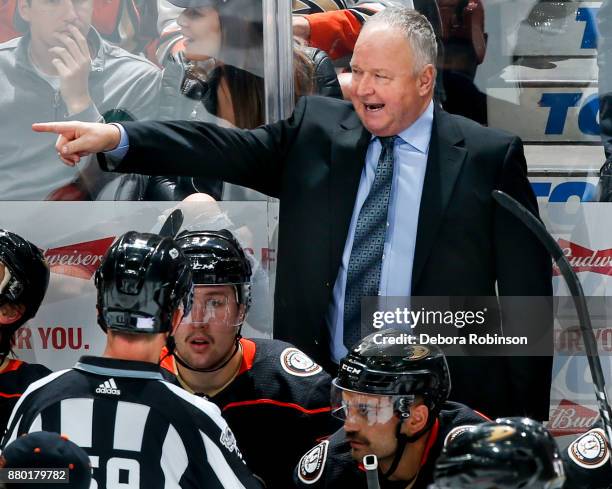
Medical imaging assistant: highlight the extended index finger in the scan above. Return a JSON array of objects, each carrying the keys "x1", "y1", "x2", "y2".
[{"x1": 32, "y1": 122, "x2": 77, "y2": 135}]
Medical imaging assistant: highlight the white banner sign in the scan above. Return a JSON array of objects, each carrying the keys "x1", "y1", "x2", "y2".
[{"x1": 2, "y1": 202, "x2": 273, "y2": 370}]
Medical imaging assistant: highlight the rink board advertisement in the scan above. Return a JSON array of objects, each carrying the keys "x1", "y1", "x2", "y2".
[
  {"x1": 487, "y1": 85, "x2": 600, "y2": 144},
  {"x1": 5, "y1": 202, "x2": 273, "y2": 370},
  {"x1": 542, "y1": 203, "x2": 612, "y2": 444},
  {"x1": 531, "y1": 174, "x2": 601, "y2": 204}
]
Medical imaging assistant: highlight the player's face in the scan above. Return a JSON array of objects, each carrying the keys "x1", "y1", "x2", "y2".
[
  {"x1": 173, "y1": 285, "x2": 243, "y2": 369},
  {"x1": 350, "y1": 25, "x2": 434, "y2": 137},
  {"x1": 19, "y1": 0, "x2": 93, "y2": 48},
  {"x1": 341, "y1": 391, "x2": 400, "y2": 464},
  {"x1": 177, "y1": 7, "x2": 222, "y2": 62}
]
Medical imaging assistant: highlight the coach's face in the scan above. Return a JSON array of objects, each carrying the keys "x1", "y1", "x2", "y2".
[{"x1": 350, "y1": 25, "x2": 435, "y2": 137}]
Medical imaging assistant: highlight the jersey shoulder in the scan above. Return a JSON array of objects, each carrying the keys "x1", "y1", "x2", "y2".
[
  {"x1": 249, "y1": 338, "x2": 327, "y2": 378},
  {"x1": 563, "y1": 425, "x2": 611, "y2": 489}
]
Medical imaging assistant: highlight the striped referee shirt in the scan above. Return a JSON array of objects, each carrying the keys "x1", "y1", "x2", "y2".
[{"x1": 2, "y1": 356, "x2": 262, "y2": 489}]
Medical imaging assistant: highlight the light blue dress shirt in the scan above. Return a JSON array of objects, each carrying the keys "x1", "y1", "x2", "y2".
[{"x1": 327, "y1": 101, "x2": 434, "y2": 363}]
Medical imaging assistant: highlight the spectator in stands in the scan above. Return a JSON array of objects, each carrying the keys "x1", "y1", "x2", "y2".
[
  {"x1": 161, "y1": 0, "x2": 342, "y2": 128},
  {"x1": 437, "y1": 0, "x2": 488, "y2": 125},
  {"x1": 0, "y1": 0, "x2": 161, "y2": 200},
  {"x1": 0, "y1": 230, "x2": 51, "y2": 433},
  {"x1": 1, "y1": 1, "x2": 175, "y2": 56},
  {"x1": 146, "y1": 0, "x2": 342, "y2": 201}
]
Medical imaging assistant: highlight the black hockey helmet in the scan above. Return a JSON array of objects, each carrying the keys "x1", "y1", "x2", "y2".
[
  {"x1": 175, "y1": 229, "x2": 251, "y2": 314},
  {"x1": 334, "y1": 329, "x2": 451, "y2": 419},
  {"x1": 333, "y1": 330, "x2": 452, "y2": 479},
  {"x1": 434, "y1": 417, "x2": 566, "y2": 489},
  {"x1": 95, "y1": 232, "x2": 193, "y2": 334},
  {"x1": 0, "y1": 230, "x2": 49, "y2": 352}
]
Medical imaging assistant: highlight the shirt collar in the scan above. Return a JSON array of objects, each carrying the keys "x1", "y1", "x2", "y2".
[
  {"x1": 74, "y1": 355, "x2": 165, "y2": 380},
  {"x1": 397, "y1": 101, "x2": 434, "y2": 154},
  {"x1": 371, "y1": 101, "x2": 434, "y2": 154}
]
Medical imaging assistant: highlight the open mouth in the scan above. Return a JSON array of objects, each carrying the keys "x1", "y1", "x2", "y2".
[
  {"x1": 189, "y1": 337, "x2": 211, "y2": 350},
  {"x1": 364, "y1": 103, "x2": 385, "y2": 112}
]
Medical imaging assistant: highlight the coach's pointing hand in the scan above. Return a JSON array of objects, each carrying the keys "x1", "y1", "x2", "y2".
[{"x1": 32, "y1": 122, "x2": 121, "y2": 167}]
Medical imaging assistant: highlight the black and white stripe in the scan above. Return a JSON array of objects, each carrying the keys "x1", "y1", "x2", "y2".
[{"x1": 2, "y1": 357, "x2": 262, "y2": 489}]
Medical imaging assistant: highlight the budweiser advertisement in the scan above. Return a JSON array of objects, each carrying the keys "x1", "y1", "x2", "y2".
[
  {"x1": 1, "y1": 202, "x2": 273, "y2": 370},
  {"x1": 542, "y1": 203, "x2": 612, "y2": 443}
]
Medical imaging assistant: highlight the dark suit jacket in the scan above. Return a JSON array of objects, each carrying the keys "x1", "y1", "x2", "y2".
[{"x1": 99, "y1": 95, "x2": 553, "y2": 420}]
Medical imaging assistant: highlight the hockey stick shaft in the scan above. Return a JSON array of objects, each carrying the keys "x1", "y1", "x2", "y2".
[
  {"x1": 492, "y1": 190, "x2": 612, "y2": 447},
  {"x1": 155, "y1": 209, "x2": 184, "y2": 239}
]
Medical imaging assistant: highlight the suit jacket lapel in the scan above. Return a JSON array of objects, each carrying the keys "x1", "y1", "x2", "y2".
[
  {"x1": 329, "y1": 112, "x2": 371, "y2": 283},
  {"x1": 412, "y1": 108, "x2": 467, "y2": 291}
]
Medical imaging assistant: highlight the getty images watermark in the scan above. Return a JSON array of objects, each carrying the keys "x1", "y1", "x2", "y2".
[{"x1": 370, "y1": 305, "x2": 529, "y2": 346}]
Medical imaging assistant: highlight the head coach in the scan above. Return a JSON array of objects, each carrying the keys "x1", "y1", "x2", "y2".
[{"x1": 33, "y1": 6, "x2": 553, "y2": 421}]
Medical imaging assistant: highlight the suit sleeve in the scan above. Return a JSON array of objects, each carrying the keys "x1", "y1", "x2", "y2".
[
  {"x1": 97, "y1": 95, "x2": 310, "y2": 198},
  {"x1": 494, "y1": 136, "x2": 554, "y2": 421}
]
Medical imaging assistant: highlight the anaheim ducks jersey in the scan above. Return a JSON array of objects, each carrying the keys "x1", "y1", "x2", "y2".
[
  {"x1": 161, "y1": 338, "x2": 340, "y2": 489},
  {"x1": 3, "y1": 356, "x2": 263, "y2": 489},
  {"x1": 0, "y1": 358, "x2": 50, "y2": 435},
  {"x1": 294, "y1": 401, "x2": 490, "y2": 489},
  {"x1": 562, "y1": 421, "x2": 612, "y2": 489}
]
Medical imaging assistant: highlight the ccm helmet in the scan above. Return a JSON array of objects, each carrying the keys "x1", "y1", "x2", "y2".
[
  {"x1": 334, "y1": 329, "x2": 451, "y2": 420},
  {"x1": 175, "y1": 229, "x2": 251, "y2": 315},
  {"x1": 95, "y1": 232, "x2": 193, "y2": 334},
  {"x1": 0, "y1": 230, "x2": 49, "y2": 354},
  {"x1": 333, "y1": 329, "x2": 451, "y2": 479},
  {"x1": 434, "y1": 417, "x2": 566, "y2": 489}
]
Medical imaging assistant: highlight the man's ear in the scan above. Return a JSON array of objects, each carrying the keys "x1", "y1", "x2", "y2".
[
  {"x1": 417, "y1": 64, "x2": 436, "y2": 97},
  {"x1": 0, "y1": 303, "x2": 26, "y2": 326},
  {"x1": 17, "y1": 0, "x2": 31, "y2": 24},
  {"x1": 401, "y1": 404, "x2": 429, "y2": 436},
  {"x1": 237, "y1": 303, "x2": 246, "y2": 324}
]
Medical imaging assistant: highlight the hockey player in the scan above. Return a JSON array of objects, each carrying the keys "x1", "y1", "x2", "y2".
[
  {"x1": 2, "y1": 231, "x2": 263, "y2": 489},
  {"x1": 294, "y1": 329, "x2": 489, "y2": 489},
  {"x1": 433, "y1": 417, "x2": 566, "y2": 489},
  {"x1": 562, "y1": 421, "x2": 611, "y2": 489},
  {"x1": 0, "y1": 230, "x2": 51, "y2": 434},
  {"x1": 160, "y1": 229, "x2": 338, "y2": 489}
]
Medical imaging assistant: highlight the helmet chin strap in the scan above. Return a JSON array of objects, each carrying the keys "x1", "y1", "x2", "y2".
[{"x1": 382, "y1": 417, "x2": 429, "y2": 480}]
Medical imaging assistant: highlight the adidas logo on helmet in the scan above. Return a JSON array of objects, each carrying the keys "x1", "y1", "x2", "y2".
[{"x1": 95, "y1": 378, "x2": 121, "y2": 395}]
